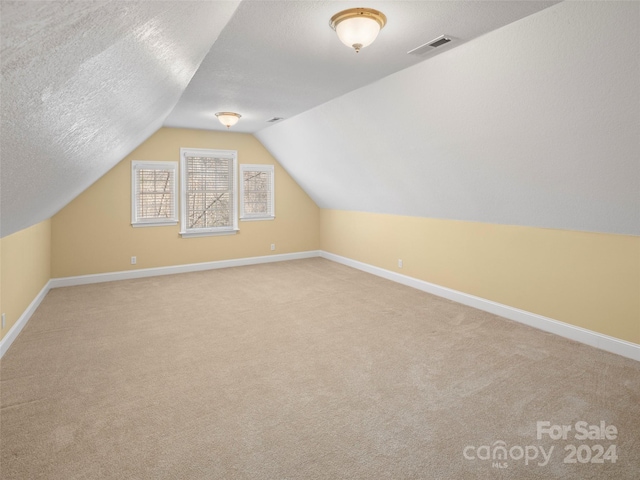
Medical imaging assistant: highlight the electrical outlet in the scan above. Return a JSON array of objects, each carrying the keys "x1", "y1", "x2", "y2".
[
  {"x1": 398, "y1": 259, "x2": 403, "y2": 268},
  {"x1": 270, "y1": 244, "x2": 275, "y2": 251},
  {"x1": 131, "y1": 256, "x2": 137, "y2": 265},
  {"x1": 1, "y1": 313, "x2": 5, "y2": 329}
]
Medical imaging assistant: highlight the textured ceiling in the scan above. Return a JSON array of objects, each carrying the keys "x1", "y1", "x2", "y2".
[
  {"x1": 0, "y1": 0, "x2": 590, "y2": 238},
  {"x1": 256, "y1": 1, "x2": 640, "y2": 235},
  {"x1": 0, "y1": 0, "x2": 240, "y2": 237},
  {"x1": 164, "y1": 0, "x2": 561, "y2": 133}
]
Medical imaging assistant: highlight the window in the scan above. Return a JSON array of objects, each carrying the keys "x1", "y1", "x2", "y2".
[
  {"x1": 131, "y1": 161, "x2": 178, "y2": 227},
  {"x1": 180, "y1": 148, "x2": 238, "y2": 237},
  {"x1": 240, "y1": 164, "x2": 275, "y2": 221}
]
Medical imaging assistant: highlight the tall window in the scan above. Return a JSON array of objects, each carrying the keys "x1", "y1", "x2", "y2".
[
  {"x1": 180, "y1": 148, "x2": 238, "y2": 237},
  {"x1": 240, "y1": 164, "x2": 275, "y2": 221},
  {"x1": 131, "y1": 161, "x2": 178, "y2": 227}
]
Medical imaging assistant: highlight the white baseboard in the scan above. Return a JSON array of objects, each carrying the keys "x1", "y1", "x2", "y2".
[
  {"x1": 4, "y1": 250, "x2": 638, "y2": 363},
  {"x1": 0, "y1": 280, "x2": 52, "y2": 359},
  {"x1": 320, "y1": 251, "x2": 640, "y2": 363},
  {"x1": 50, "y1": 250, "x2": 321, "y2": 288},
  {"x1": 1, "y1": 251, "x2": 320, "y2": 359}
]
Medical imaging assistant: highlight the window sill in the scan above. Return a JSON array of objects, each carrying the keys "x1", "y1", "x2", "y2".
[
  {"x1": 132, "y1": 221, "x2": 178, "y2": 228},
  {"x1": 179, "y1": 229, "x2": 239, "y2": 238},
  {"x1": 240, "y1": 216, "x2": 275, "y2": 222}
]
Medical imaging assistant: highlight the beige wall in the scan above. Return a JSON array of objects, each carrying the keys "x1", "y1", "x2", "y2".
[
  {"x1": 320, "y1": 210, "x2": 640, "y2": 345},
  {"x1": 51, "y1": 128, "x2": 320, "y2": 278},
  {"x1": 0, "y1": 219, "x2": 51, "y2": 340},
  {"x1": 6, "y1": 131, "x2": 639, "y2": 349}
]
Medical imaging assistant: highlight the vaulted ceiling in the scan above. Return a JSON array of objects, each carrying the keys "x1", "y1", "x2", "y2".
[
  {"x1": 2, "y1": 1, "x2": 638, "y2": 238},
  {"x1": 1, "y1": 1, "x2": 238, "y2": 237},
  {"x1": 257, "y1": 1, "x2": 640, "y2": 236},
  {"x1": 164, "y1": 0, "x2": 560, "y2": 132}
]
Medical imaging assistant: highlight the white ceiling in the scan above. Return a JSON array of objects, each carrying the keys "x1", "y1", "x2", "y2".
[
  {"x1": 257, "y1": 1, "x2": 640, "y2": 235},
  {"x1": 164, "y1": 0, "x2": 561, "y2": 133},
  {"x1": 0, "y1": 0, "x2": 574, "y2": 237},
  {"x1": 1, "y1": 0, "x2": 240, "y2": 237}
]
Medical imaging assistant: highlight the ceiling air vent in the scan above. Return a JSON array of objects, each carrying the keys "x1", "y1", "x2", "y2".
[
  {"x1": 407, "y1": 35, "x2": 452, "y2": 56},
  {"x1": 267, "y1": 117, "x2": 284, "y2": 123}
]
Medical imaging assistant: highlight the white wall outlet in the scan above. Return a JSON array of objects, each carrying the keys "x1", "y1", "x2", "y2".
[
  {"x1": 270, "y1": 244, "x2": 275, "y2": 251},
  {"x1": 131, "y1": 256, "x2": 137, "y2": 265},
  {"x1": 398, "y1": 259, "x2": 403, "y2": 268},
  {"x1": 1, "y1": 313, "x2": 5, "y2": 329}
]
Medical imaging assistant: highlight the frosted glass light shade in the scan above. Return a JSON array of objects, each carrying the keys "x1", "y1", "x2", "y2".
[
  {"x1": 336, "y1": 17, "x2": 380, "y2": 51},
  {"x1": 215, "y1": 112, "x2": 241, "y2": 128},
  {"x1": 330, "y1": 8, "x2": 387, "y2": 53}
]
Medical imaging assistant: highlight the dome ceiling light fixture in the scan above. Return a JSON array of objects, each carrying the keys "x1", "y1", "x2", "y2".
[
  {"x1": 215, "y1": 112, "x2": 241, "y2": 129},
  {"x1": 330, "y1": 7, "x2": 387, "y2": 53}
]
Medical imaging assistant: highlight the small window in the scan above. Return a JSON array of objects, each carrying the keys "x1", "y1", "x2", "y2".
[
  {"x1": 240, "y1": 164, "x2": 275, "y2": 221},
  {"x1": 180, "y1": 148, "x2": 238, "y2": 237},
  {"x1": 131, "y1": 161, "x2": 178, "y2": 227}
]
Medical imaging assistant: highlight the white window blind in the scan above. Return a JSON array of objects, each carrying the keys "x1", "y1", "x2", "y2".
[
  {"x1": 180, "y1": 148, "x2": 238, "y2": 237},
  {"x1": 240, "y1": 164, "x2": 275, "y2": 221},
  {"x1": 131, "y1": 161, "x2": 178, "y2": 227}
]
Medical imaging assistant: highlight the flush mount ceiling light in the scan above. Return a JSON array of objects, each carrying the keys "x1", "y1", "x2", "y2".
[
  {"x1": 215, "y1": 112, "x2": 241, "y2": 129},
  {"x1": 330, "y1": 7, "x2": 387, "y2": 53}
]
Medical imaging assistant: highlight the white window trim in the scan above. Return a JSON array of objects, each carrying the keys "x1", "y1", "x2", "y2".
[
  {"x1": 131, "y1": 161, "x2": 178, "y2": 227},
  {"x1": 240, "y1": 164, "x2": 275, "y2": 221},
  {"x1": 180, "y1": 147, "x2": 238, "y2": 238}
]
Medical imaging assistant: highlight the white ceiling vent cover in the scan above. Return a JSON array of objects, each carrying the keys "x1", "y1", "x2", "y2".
[{"x1": 408, "y1": 35, "x2": 454, "y2": 56}]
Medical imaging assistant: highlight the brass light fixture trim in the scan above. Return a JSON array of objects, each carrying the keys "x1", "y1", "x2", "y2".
[{"x1": 330, "y1": 8, "x2": 387, "y2": 53}]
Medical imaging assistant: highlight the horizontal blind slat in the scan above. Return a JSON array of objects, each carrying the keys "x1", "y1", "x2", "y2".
[
  {"x1": 185, "y1": 155, "x2": 234, "y2": 229},
  {"x1": 135, "y1": 167, "x2": 176, "y2": 220},
  {"x1": 241, "y1": 168, "x2": 273, "y2": 217}
]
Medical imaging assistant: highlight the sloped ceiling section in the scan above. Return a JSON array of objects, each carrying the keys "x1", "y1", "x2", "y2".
[
  {"x1": 164, "y1": 0, "x2": 560, "y2": 133},
  {"x1": 0, "y1": 0, "x2": 240, "y2": 237},
  {"x1": 256, "y1": 1, "x2": 640, "y2": 236}
]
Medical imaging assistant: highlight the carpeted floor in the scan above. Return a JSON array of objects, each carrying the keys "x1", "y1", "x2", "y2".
[{"x1": 1, "y1": 258, "x2": 639, "y2": 479}]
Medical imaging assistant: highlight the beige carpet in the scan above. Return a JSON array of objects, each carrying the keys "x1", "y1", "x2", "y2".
[{"x1": 1, "y1": 258, "x2": 639, "y2": 479}]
